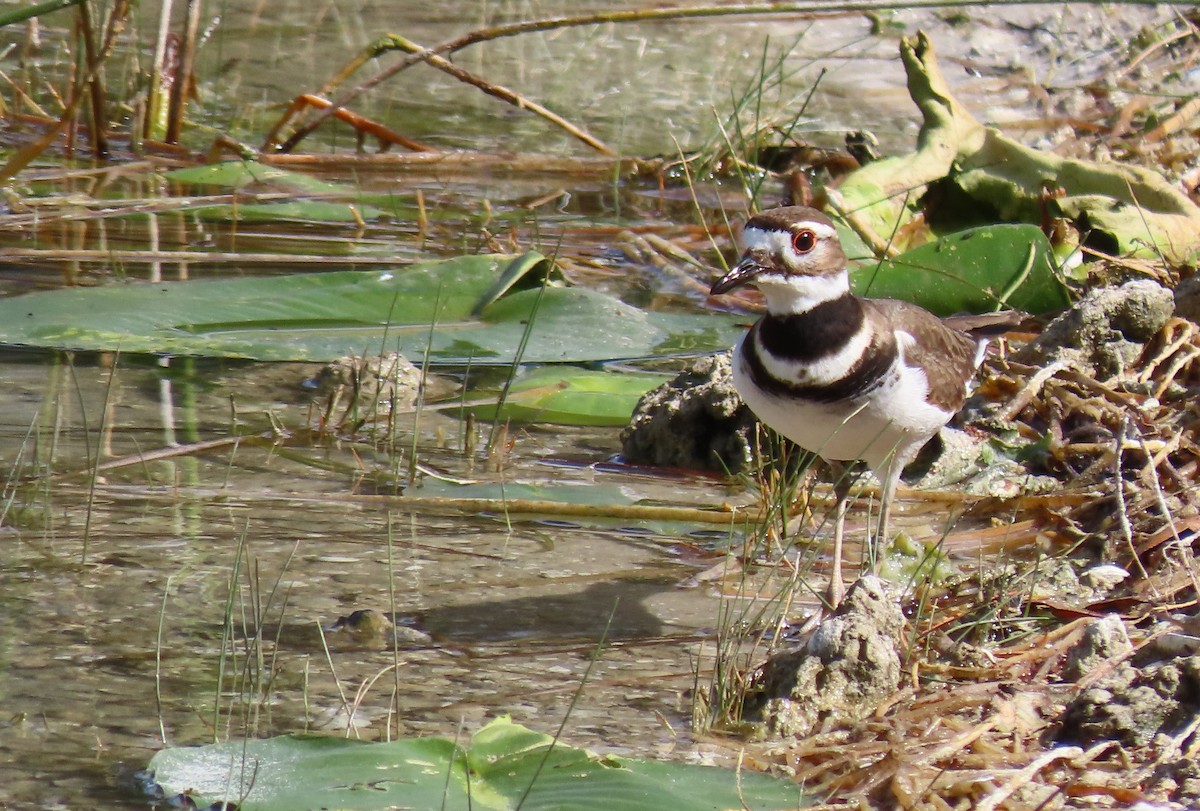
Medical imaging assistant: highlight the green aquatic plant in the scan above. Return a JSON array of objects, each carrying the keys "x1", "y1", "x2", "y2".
[{"x1": 149, "y1": 716, "x2": 807, "y2": 811}]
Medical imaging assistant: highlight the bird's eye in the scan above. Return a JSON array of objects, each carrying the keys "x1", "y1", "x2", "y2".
[{"x1": 791, "y1": 229, "x2": 817, "y2": 254}]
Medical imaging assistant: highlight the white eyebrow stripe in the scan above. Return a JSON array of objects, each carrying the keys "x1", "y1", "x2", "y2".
[
  {"x1": 741, "y1": 228, "x2": 792, "y2": 255},
  {"x1": 742, "y1": 220, "x2": 838, "y2": 254}
]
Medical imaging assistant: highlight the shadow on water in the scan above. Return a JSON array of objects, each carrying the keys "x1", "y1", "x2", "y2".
[{"x1": 419, "y1": 576, "x2": 677, "y2": 643}]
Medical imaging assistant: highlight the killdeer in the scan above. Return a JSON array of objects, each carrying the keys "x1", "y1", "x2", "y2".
[{"x1": 711, "y1": 206, "x2": 1008, "y2": 606}]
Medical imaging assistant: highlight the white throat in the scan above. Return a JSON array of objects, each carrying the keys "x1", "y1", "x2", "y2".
[
  {"x1": 741, "y1": 226, "x2": 849, "y2": 315},
  {"x1": 754, "y1": 269, "x2": 850, "y2": 315}
]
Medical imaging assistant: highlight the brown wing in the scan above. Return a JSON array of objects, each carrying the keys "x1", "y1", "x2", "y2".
[
  {"x1": 865, "y1": 299, "x2": 981, "y2": 412},
  {"x1": 942, "y1": 310, "x2": 1026, "y2": 336}
]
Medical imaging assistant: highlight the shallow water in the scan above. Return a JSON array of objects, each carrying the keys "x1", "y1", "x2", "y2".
[
  {"x1": 0, "y1": 352, "x2": 749, "y2": 807},
  {"x1": 0, "y1": 1, "x2": 1182, "y2": 807}
]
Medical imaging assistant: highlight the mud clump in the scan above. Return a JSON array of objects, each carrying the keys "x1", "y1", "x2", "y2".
[
  {"x1": 304, "y1": 353, "x2": 425, "y2": 414},
  {"x1": 621, "y1": 352, "x2": 758, "y2": 473},
  {"x1": 324, "y1": 608, "x2": 432, "y2": 649},
  {"x1": 1172, "y1": 272, "x2": 1200, "y2": 325},
  {"x1": 1153, "y1": 758, "x2": 1200, "y2": 807},
  {"x1": 1062, "y1": 614, "x2": 1133, "y2": 683},
  {"x1": 740, "y1": 577, "x2": 903, "y2": 739},
  {"x1": 1058, "y1": 654, "x2": 1200, "y2": 749},
  {"x1": 1016, "y1": 279, "x2": 1174, "y2": 377}
]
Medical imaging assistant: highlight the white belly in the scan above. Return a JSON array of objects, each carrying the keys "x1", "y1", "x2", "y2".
[{"x1": 730, "y1": 339, "x2": 952, "y2": 472}]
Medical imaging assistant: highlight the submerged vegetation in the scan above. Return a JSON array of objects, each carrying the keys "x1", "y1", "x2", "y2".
[{"x1": 1, "y1": 1, "x2": 1199, "y2": 809}]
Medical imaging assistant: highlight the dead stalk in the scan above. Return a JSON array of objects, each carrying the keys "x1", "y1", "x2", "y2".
[
  {"x1": 76, "y1": 1, "x2": 110, "y2": 158},
  {"x1": 0, "y1": 0, "x2": 132, "y2": 183},
  {"x1": 381, "y1": 35, "x2": 612, "y2": 155},
  {"x1": 165, "y1": 0, "x2": 202, "y2": 144}
]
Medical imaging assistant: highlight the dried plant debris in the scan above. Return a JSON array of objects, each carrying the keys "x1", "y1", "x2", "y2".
[
  {"x1": 984, "y1": 313, "x2": 1200, "y2": 554},
  {"x1": 741, "y1": 613, "x2": 1200, "y2": 808}
]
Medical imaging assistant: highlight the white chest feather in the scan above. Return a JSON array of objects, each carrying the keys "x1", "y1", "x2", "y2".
[{"x1": 732, "y1": 330, "x2": 954, "y2": 472}]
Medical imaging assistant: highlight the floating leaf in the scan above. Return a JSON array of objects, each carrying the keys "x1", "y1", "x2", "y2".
[
  {"x1": 833, "y1": 33, "x2": 1200, "y2": 264},
  {"x1": 852, "y1": 224, "x2": 1070, "y2": 315},
  {"x1": 0, "y1": 253, "x2": 747, "y2": 364},
  {"x1": 149, "y1": 717, "x2": 806, "y2": 811},
  {"x1": 188, "y1": 200, "x2": 386, "y2": 223},
  {"x1": 470, "y1": 250, "x2": 564, "y2": 315},
  {"x1": 468, "y1": 367, "x2": 667, "y2": 426},
  {"x1": 164, "y1": 161, "x2": 359, "y2": 196},
  {"x1": 163, "y1": 161, "x2": 389, "y2": 222}
]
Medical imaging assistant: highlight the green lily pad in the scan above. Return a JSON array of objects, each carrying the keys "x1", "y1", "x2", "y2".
[
  {"x1": 164, "y1": 161, "x2": 359, "y2": 195},
  {"x1": 851, "y1": 223, "x2": 1070, "y2": 315},
  {"x1": 0, "y1": 252, "x2": 747, "y2": 364},
  {"x1": 149, "y1": 717, "x2": 807, "y2": 811},
  {"x1": 163, "y1": 161, "x2": 389, "y2": 222},
  {"x1": 469, "y1": 367, "x2": 667, "y2": 426},
  {"x1": 189, "y1": 200, "x2": 387, "y2": 223}
]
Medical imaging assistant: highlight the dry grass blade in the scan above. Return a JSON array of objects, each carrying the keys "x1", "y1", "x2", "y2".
[
  {"x1": 974, "y1": 746, "x2": 1082, "y2": 811},
  {"x1": 76, "y1": 1, "x2": 109, "y2": 158},
  {"x1": 0, "y1": 0, "x2": 132, "y2": 182},
  {"x1": 262, "y1": 94, "x2": 432, "y2": 153},
  {"x1": 164, "y1": 0, "x2": 201, "y2": 144},
  {"x1": 373, "y1": 34, "x2": 612, "y2": 155}
]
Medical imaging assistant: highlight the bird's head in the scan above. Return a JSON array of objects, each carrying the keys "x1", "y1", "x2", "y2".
[{"x1": 710, "y1": 206, "x2": 849, "y2": 314}]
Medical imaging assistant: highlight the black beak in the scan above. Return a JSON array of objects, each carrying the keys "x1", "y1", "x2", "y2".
[{"x1": 710, "y1": 255, "x2": 762, "y2": 296}]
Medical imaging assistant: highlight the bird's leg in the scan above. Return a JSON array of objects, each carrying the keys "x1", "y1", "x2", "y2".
[
  {"x1": 871, "y1": 459, "x2": 904, "y2": 576},
  {"x1": 825, "y1": 460, "x2": 853, "y2": 608}
]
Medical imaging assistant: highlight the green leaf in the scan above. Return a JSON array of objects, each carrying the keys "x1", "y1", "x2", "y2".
[
  {"x1": 833, "y1": 33, "x2": 1200, "y2": 264},
  {"x1": 468, "y1": 367, "x2": 667, "y2": 426},
  {"x1": 0, "y1": 0, "x2": 83, "y2": 28},
  {"x1": 164, "y1": 161, "x2": 360, "y2": 196},
  {"x1": 470, "y1": 250, "x2": 564, "y2": 315},
  {"x1": 149, "y1": 717, "x2": 806, "y2": 811},
  {"x1": 851, "y1": 224, "x2": 1070, "y2": 316},
  {"x1": 0, "y1": 253, "x2": 747, "y2": 364},
  {"x1": 162, "y1": 161, "x2": 389, "y2": 223},
  {"x1": 189, "y1": 200, "x2": 387, "y2": 223}
]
